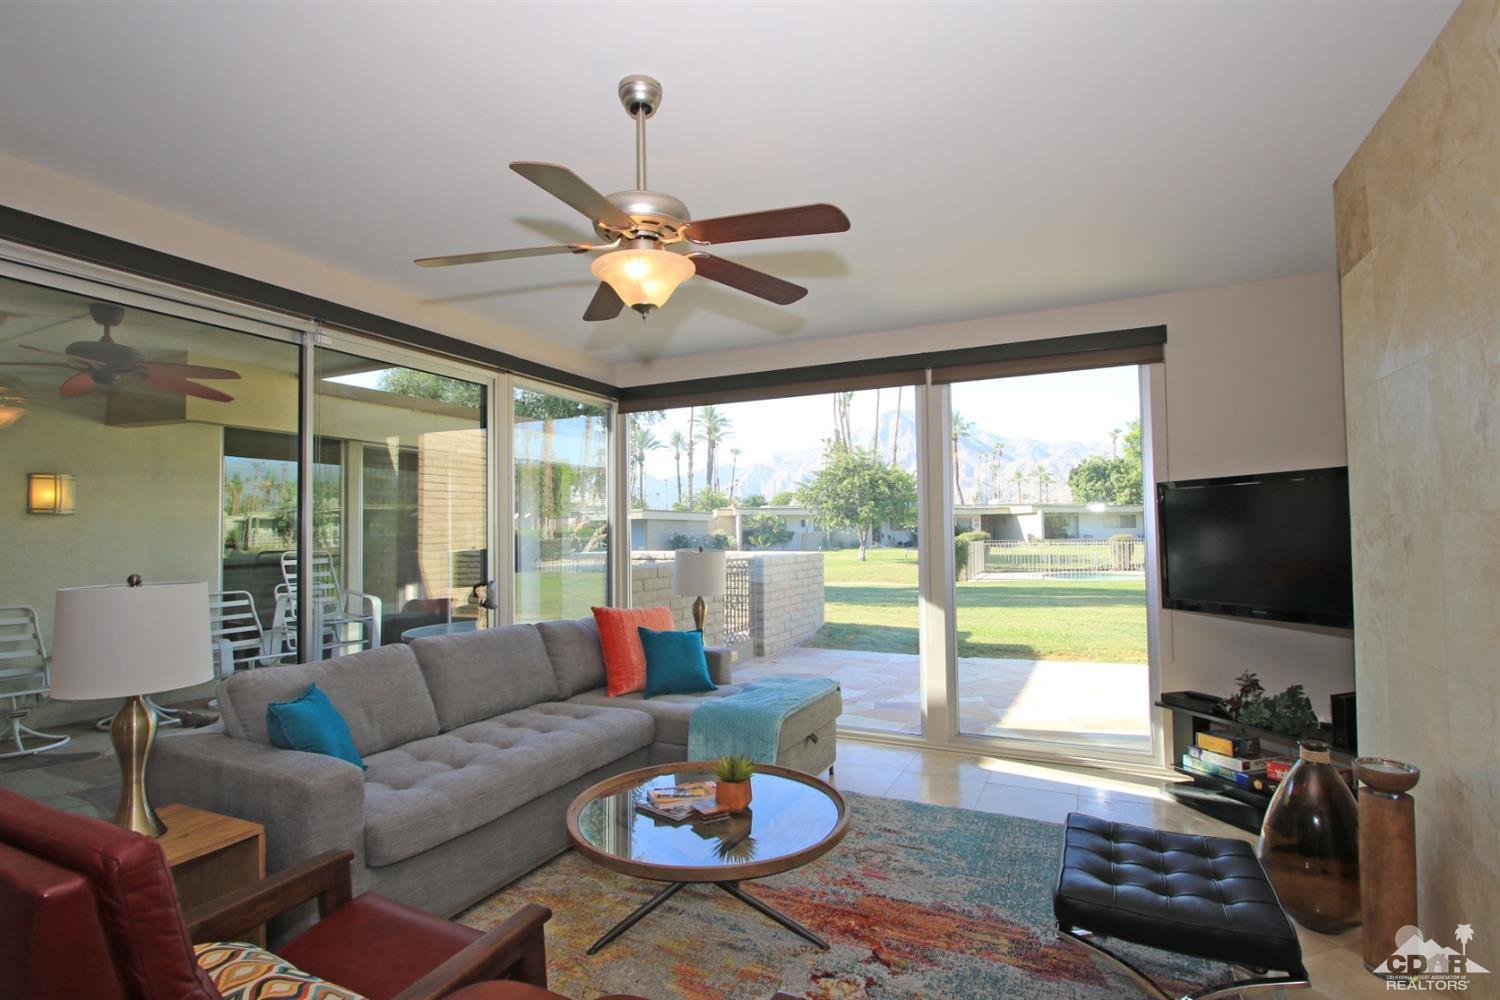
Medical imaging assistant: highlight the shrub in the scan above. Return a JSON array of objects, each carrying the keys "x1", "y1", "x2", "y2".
[
  {"x1": 702, "y1": 533, "x2": 733, "y2": 550},
  {"x1": 954, "y1": 530, "x2": 991, "y2": 581},
  {"x1": 667, "y1": 532, "x2": 697, "y2": 550},
  {"x1": 742, "y1": 513, "x2": 793, "y2": 550},
  {"x1": 1108, "y1": 533, "x2": 1138, "y2": 570}
]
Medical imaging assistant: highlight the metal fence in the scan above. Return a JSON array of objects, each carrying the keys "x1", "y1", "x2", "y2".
[
  {"x1": 972, "y1": 538, "x2": 1145, "y2": 576},
  {"x1": 723, "y1": 555, "x2": 750, "y2": 644}
]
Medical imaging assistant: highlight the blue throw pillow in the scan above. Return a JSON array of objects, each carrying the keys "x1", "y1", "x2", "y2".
[
  {"x1": 639, "y1": 627, "x2": 717, "y2": 699},
  {"x1": 266, "y1": 683, "x2": 365, "y2": 769}
]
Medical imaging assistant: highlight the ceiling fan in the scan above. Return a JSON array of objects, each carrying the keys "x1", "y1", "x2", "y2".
[
  {"x1": 415, "y1": 75, "x2": 851, "y2": 320},
  {"x1": 0, "y1": 303, "x2": 242, "y2": 401}
]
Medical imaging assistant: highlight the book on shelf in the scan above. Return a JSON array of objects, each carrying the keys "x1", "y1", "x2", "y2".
[
  {"x1": 1181, "y1": 753, "x2": 1279, "y2": 794},
  {"x1": 1194, "y1": 731, "x2": 1260, "y2": 757},
  {"x1": 1263, "y1": 758, "x2": 1295, "y2": 782},
  {"x1": 1188, "y1": 745, "x2": 1269, "y2": 772}
]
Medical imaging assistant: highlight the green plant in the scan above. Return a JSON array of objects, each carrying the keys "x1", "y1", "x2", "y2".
[
  {"x1": 702, "y1": 533, "x2": 732, "y2": 550},
  {"x1": 667, "y1": 532, "x2": 698, "y2": 550},
  {"x1": 713, "y1": 754, "x2": 755, "y2": 783},
  {"x1": 954, "y1": 529, "x2": 990, "y2": 580},
  {"x1": 741, "y1": 512, "x2": 793, "y2": 549},
  {"x1": 1224, "y1": 671, "x2": 1321, "y2": 738}
]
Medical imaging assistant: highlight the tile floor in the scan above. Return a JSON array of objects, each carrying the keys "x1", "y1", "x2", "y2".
[
  {"x1": 0, "y1": 721, "x2": 1384, "y2": 998},
  {"x1": 737, "y1": 646, "x2": 1151, "y2": 751}
]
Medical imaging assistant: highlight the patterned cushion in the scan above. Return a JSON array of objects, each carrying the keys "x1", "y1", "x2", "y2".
[
  {"x1": 591, "y1": 605, "x2": 674, "y2": 696},
  {"x1": 195, "y1": 941, "x2": 365, "y2": 999}
]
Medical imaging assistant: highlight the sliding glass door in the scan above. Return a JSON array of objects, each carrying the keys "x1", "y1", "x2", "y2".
[
  {"x1": 946, "y1": 367, "x2": 1151, "y2": 753},
  {"x1": 309, "y1": 345, "x2": 494, "y2": 656}
]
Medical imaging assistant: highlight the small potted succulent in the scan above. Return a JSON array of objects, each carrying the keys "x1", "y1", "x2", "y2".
[{"x1": 713, "y1": 754, "x2": 755, "y2": 813}]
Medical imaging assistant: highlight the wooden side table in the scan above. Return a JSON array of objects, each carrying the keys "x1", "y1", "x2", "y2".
[{"x1": 158, "y1": 803, "x2": 266, "y2": 945}]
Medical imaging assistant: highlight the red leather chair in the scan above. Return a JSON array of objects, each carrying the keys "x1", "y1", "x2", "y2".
[{"x1": 0, "y1": 788, "x2": 581, "y2": 1000}]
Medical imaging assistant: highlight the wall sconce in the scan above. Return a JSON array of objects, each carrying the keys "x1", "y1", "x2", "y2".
[{"x1": 28, "y1": 473, "x2": 76, "y2": 515}]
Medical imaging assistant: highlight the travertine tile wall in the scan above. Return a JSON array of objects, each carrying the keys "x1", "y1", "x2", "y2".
[{"x1": 1334, "y1": 0, "x2": 1499, "y2": 952}]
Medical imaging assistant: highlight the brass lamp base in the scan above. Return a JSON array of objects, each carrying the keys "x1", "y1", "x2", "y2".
[
  {"x1": 692, "y1": 596, "x2": 706, "y2": 632},
  {"x1": 111, "y1": 694, "x2": 166, "y2": 837}
]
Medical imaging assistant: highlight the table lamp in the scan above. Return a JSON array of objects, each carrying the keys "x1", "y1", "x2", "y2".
[
  {"x1": 50, "y1": 576, "x2": 211, "y2": 836},
  {"x1": 672, "y1": 547, "x2": 726, "y2": 632}
]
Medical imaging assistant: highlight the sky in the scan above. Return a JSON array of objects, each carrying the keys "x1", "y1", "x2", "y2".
[{"x1": 637, "y1": 365, "x2": 1143, "y2": 479}]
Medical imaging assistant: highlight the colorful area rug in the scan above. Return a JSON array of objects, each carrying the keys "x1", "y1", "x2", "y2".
[{"x1": 460, "y1": 792, "x2": 1241, "y2": 999}]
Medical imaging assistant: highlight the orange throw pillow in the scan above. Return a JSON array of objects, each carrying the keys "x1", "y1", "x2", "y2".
[{"x1": 592, "y1": 605, "x2": 675, "y2": 696}]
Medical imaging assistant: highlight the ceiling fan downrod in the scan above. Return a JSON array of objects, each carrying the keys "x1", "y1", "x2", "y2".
[{"x1": 618, "y1": 74, "x2": 661, "y2": 192}]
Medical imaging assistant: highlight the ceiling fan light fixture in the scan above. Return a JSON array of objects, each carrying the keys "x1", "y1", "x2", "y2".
[{"x1": 590, "y1": 248, "x2": 694, "y2": 317}]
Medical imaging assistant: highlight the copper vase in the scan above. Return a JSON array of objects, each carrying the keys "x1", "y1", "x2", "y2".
[{"x1": 1258, "y1": 739, "x2": 1361, "y2": 933}]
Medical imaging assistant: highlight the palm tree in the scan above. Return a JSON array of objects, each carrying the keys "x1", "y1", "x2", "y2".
[
  {"x1": 1013, "y1": 467, "x2": 1026, "y2": 502},
  {"x1": 1034, "y1": 466, "x2": 1053, "y2": 504},
  {"x1": 951, "y1": 411, "x2": 975, "y2": 506},
  {"x1": 988, "y1": 443, "x2": 1005, "y2": 501},
  {"x1": 728, "y1": 447, "x2": 742, "y2": 501},
  {"x1": 890, "y1": 385, "x2": 902, "y2": 464},
  {"x1": 697, "y1": 405, "x2": 731, "y2": 493},
  {"x1": 1110, "y1": 427, "x2": 1121, "y2": 459},
  {"x1": 1456, "y1": 924, "x2": 1474, "y2": 956},
  {"x1": 668, "y1": 429, "x2": 686, "y2": 504},
  {"x1": 628, "y1": 422, "x2": 661, "y2": 506},
  {"x1": 870, "y1": 388, "x2": 880, "y2": 455},
  {"x1": 685, "y1": 406, "x2": 696, "y2": 507}
]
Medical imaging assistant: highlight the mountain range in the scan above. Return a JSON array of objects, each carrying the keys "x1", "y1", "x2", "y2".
[{"x1": 639, "y1": 410, "x2": 1118, "y2": 508}]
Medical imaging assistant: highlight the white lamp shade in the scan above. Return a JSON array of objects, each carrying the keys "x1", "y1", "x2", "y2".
[
  {"x1": 591, "y1": 249, "x2": 695, "y2": 310},
  {"x1": 50, "y1": 581, "x2": 213, "y2": 700},
  {"x1": 673, "y1": 549, "x2": 727, "y2": 598}
]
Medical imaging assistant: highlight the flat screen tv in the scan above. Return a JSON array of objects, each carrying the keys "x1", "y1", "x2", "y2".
[{"x1": 1158, "y1": 466, "x2": 1353, "y2": 628}]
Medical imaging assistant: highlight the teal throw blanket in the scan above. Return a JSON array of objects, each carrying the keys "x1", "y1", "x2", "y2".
[{"x1": 687, "y1": 676, "x2": 839, "y2": 764}]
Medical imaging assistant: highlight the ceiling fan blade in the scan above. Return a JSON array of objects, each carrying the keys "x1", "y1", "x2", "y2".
[
  {"x1": 58, "y1": 372, "x2": 96, "y2": 398},
  {"x1": 20, "y1": 343, "x2": 105, "y2": 367},
  {"x1": 415, "y1": 243, "x2": 591, "y2": 268},
  {"x1": 510, "y1": 162, "x2": 636, "y2": 231},
  {"x1": 582, "y1": 282, "x2": 625, "y2": 322},
  {"x1": 687, "y1": 253, "x2": 807, "y2": 305},
  {"x1": 139, "y1": 372, "x2": 235, "y2": 402},
  {"x1": 0, "y1": 361, "x2": 77, "y2": 369},
  {"x1": 683, "y1": 204, "x2": 850, "y2": 246},
  {"x1": 136, "y1": 361, "x2": 242, "y2": 380}
]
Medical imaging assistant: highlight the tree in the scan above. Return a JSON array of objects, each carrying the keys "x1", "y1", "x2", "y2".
[
  {"x1": 685, "y1": 406, "x2": 697, "y2": 508},
  {"x1": 870, "y1": 388, "x2": 880, "y2": 454},
  {"x1": 769, "y1": 489, "x2": 797, "y2": 506},
  {"x1": 739, "y1": 493, "x2": 767, "y2": 507},
  {"x1": 668, "y1": 429, "x2": 686, "y2": 504},
  {"x1": 799, "y1": 446, "x2": 917, "y2": 561},
  {"x1": 1109, "y1": 426, "x2": 1121, "y2": 459},
  {"x1": 1034, "y1": 466, "x2": 1053, "y2": 503},
  {"x1": 741, "y1": 513, "x2": 793, "y2": 550},
  {"x1": 1457, "y1": 924, "x2": 1475, "y2": 956},
  {"x1": 628, "y1": 422, "x2": 661, "y2": 506},
  {"x1": 987, "y1": 443, "x2": 1005, "y2": 502},
  {"x1": 728, "y1": 447, "x2": 742, "y2": 500},
  {"x1": 1013, "y1": 467, "x2": 1026, "y2": 503},
  {"x1": 691, "y1": 486, "x2": 730, "y2": 511},
  {"x1": 697, "y1": 405, "x2": 731, "y2": 492},
  {"x1": 951, "y1": 411, "x2": 975, "y2": 506},
  {"x1": 379, "y1": 369, "x2": 482, "y2": 407},
  {"x1": 1064, "y1": 419, "x2": 1144, "y2": 504},
  {"x1": 890, "y1": 385, "x2": 902, "y2": 464},
  {"x1": 831, "y1": 392, "x2": 854, "y2": 450}
]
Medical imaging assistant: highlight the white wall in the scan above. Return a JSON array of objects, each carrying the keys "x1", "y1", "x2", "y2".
[
  {"x1": 0, "y1": 153, "x2": 613, "y2": 385},
  {"x1": 618, "y1": 271, "x2": 1355, "y2": 715}
]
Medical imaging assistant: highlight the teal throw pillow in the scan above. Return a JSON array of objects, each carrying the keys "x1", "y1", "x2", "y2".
[
  {"x1": 266, "y1": 683, "x2": 365, "y2": 769},
  {"x1": 639, "y1": 627, "x2": 717, "y2": 699}
]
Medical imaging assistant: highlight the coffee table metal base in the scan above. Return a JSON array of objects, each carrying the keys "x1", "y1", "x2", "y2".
[{"x1": 587, "y1": 879, "x2": 829, "y2": 955}]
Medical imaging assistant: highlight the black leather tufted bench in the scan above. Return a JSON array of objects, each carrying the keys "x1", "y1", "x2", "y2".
[{"x1": 1054, "y1": 813, "x2": 1310, "y2": 1000}]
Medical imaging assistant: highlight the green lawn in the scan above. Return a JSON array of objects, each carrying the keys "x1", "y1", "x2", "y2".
[{"x1": 805, "y1": 548, "x2": 1148, "y2": 663}]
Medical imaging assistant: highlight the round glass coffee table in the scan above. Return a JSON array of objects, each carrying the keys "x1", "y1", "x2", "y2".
[{"x1": 565, "y1": 761, "x2": 848, "y2": 954}]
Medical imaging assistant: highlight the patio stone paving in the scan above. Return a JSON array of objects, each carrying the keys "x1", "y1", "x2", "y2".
[{"x1": 734, "y1": 646, "x2": 1150, "y2": 751}]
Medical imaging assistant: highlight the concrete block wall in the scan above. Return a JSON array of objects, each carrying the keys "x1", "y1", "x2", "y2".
[
  {"x1": 747, "y1": 552, "x2": 825, "y2": 657},
  {"x1": 629, "y1": 556, "x2": 725, "y2": 646}
]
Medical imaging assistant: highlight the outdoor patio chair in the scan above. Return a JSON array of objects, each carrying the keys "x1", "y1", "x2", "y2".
[
  {"x1": 0, "y1": 606, "x2": 70, "y2": 759},
  {"x1": 209, "y1": 590, "x2": 290, "y2": 679},
  {"x1": 277, "y1": 551, "x2": 382, "y2": 657}
]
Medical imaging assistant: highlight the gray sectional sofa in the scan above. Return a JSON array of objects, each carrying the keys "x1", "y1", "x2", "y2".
[{"x1": 151, "y1": 617, "x2": 839, "y2": 930}]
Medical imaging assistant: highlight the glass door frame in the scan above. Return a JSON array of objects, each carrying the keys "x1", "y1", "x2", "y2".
[{"x1": 908, "y1": 368, "x2": 1168, "y2": 769}]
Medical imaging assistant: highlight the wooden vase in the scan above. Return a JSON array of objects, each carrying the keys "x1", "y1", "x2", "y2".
[
  {"x1": 1356, "y1": 758, "x2": 1420, "y2": 970},
  {"x1": 717, "y1": 779, "x2": 752, "y2": 813}
]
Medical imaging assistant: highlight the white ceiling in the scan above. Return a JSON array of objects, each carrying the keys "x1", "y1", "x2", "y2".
[{"x1": 0, "y1": 1, "x2": 1455, "y2": 368}]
